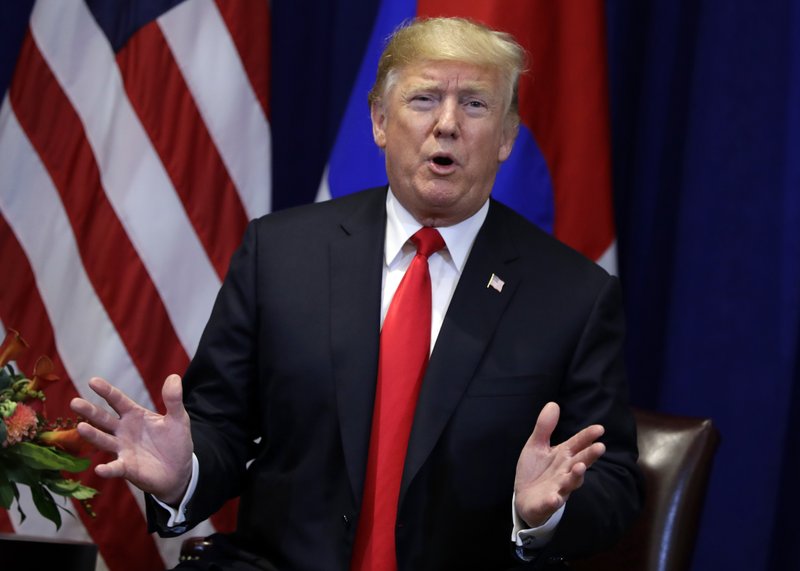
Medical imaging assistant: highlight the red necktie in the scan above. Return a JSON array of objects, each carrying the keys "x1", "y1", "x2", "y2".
[{"x1": 350, "y1": 227, "x2": 446, "y2": 571}]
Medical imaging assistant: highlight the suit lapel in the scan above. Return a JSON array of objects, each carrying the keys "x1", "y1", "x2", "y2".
[
  {"x1": 400, "y1": 202, "x2": 522, "y2": 502},
  {"x1": 330, "y1": 189, "x2": 387, "y2": 503}
]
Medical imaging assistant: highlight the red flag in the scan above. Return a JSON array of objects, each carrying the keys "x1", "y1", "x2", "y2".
[{"x1": 418, "y1": 0, "x2": 617, "y2": 270}]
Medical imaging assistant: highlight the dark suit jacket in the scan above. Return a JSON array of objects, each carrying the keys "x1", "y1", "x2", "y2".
[{"x1": 151, "y1": 187, "x2": 642, "y2": 570}]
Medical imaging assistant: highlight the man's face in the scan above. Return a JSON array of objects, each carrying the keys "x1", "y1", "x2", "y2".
[{"x1": 371, "y1": 60, "x2": 517, "y2": 227}]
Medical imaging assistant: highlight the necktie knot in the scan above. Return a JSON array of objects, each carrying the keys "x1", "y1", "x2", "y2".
[{"x1": 411, "y1": 227, "x2": 445, "y2": 259}]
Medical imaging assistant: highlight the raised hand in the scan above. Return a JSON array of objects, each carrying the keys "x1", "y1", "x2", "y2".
[
  {"x1": 70, "y1": 374, "x2": 194, "y2": 505},
  {"x1": 514, "y1": 402, "x2": 606, "y2": 527}
]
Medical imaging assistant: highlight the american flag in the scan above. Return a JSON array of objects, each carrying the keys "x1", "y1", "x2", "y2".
[
  {"x1": 1, "y1": 1, "x2": 615, "y2": 569},
  {"x1": 0, "y1": 0, "x2": 269, "y2": 568}
]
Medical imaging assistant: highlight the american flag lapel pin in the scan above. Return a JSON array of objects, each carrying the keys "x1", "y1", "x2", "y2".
[{"x1": 486, "y1": 273, "x2": 505, "y2": 293}]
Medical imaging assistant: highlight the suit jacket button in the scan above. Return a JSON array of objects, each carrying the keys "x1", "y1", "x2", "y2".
[{"x1": 342, "y1": 514, "x2": 351, "y2": 528}]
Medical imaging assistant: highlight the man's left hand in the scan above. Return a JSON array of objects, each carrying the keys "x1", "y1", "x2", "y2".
[{"x1": 514, "y1": 402, "x2": 606, "y2": 527}]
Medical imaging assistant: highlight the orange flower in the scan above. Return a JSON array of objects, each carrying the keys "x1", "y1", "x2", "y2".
[
  {"x1": 0, "y1": 329, "x2": 29, "y2": 368},
  {"x1": 29, "y1": 355, "x2": 60, "y2": 391},
  {"x1": 38, "y1": 427, "x2": 94, "y2": 456},
  {"x1": 2, "y1": 402, "x2": 39, "y2": 447}
]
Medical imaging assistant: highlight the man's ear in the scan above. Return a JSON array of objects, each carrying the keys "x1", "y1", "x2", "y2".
[
  {"x1": 498, "y1": 117, "x2": 518, "y2": 163},
  {"x1": 371, "y1": 102, "x2": 387, "y2": 149}
]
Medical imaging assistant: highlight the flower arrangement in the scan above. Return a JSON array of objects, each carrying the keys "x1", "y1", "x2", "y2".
[{"x1": 0, "y1": 329, "x2": 98, "y2": 528}]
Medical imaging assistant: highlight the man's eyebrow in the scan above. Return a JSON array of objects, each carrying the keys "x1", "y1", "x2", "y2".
[
  {"x1": 403, "y1": 80, "x2": 494, "y2": 95},
  {"x1": 402, "y1": 80, "x2": 443, "y2": 92}
]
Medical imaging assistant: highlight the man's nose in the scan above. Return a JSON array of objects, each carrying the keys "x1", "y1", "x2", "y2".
[{"x1": 434, "y1": 99, "x2": 460, "y2": 138}]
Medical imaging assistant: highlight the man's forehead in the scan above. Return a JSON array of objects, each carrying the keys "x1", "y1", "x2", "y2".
[{"x1": 397, "y1": 61, "x2": 500, "y2": 91}]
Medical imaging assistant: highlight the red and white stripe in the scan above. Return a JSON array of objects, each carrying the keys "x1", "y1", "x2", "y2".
[{"x1": 0, "y1": 0, "x2": 270, "y2": 569}]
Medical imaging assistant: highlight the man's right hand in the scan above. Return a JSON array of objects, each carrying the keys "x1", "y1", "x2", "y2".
[{"x1": 70, "y1": 374, "x2": 194, "y2": 506}]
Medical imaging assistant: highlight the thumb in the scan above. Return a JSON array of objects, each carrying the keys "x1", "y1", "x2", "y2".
[
  {"x1": 162, "y1": 374, "x2": 186, "y2": 418},
  {"x1": 529, "y1": 401, "x2": 560, "y2": 448}
]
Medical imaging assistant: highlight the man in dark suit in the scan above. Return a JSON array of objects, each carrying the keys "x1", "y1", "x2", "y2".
[{"x1": 72, "y1": 17, "x2": 641, "y2": 570}]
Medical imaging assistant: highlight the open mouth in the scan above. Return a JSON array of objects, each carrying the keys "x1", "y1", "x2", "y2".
[{"x1": 432, "y1": 156, "x2": 454, "y2": 167}]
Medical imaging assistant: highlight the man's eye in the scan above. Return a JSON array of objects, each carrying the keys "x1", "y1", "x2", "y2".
[
  {"x1": 408, "y1": 95, "x2": 437, "y2": 110},
  {"x1": 466, "y1": 100, "x2": 487, "y2": 109}
]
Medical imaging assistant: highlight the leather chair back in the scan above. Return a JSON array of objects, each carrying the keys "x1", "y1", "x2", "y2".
[{"x1": 571, "y1": 408, "x2": 720, "y2": 571}]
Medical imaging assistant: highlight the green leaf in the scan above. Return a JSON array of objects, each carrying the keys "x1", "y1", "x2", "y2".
[
  {"x1": 8, "y1": 481, "x2": 24, "y2": 523},
  {"x1": 68, "y1": 485, "x2": 97, "y2": 501},
  {"x1": 10, "y1": 442, "x2": 90, "y2": 472},
  {"x1": 30, "y1": 483, "x2": 61, "y2": 529},
  {"x1": 3, "y1": 459, "x2": 41, "y2": 486},
  {"x1": 16, "y1": 500, "x2": 26, "y2": 524},
  {"x1": 0, "y1": 367, "x2": 12, "y2": 390},
  {"x1": 45, "y1": 478, "x2": 98, "y2": 500},
  {"x1": 0, "y1": 418, "x2": 7, "y2": 443},
  {"x1": 0, "y1": 475, "x2": 17, "y2": 510},
  {"x1": 45, "y1": 478, "x2": 80, "y2": 494}
]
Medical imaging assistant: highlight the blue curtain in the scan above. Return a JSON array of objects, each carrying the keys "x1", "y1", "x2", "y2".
[{"x1": 607, "y1": 1, "x2": 800, "y2": 570}]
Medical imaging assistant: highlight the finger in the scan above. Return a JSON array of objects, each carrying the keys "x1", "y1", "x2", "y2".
[
  {"x1": 161, "y1": 374, "x2": 186, "y2": 419},
  {"x1": 528, "y1": 402, "x2": 560, "y2": 448},
  {"x1": 533, "y1": 493, "x2": 565, "y2": 525},
  {"x1": 70, "y1": 397, "x2": 120, "y2": 433},
  {"x1": 70, "y1": 396, "x2": 90, "y2": 416},
  {"x1": 561, "y1": 424, "x2": 605, "y2": 454},
  {"x1": 558, "y1": 465, "x2": 587, "y2": 496},
  {"x1": 547, "y1": 492, "x2": 566, "y2": 514},
  {"x1": 87, "y1": 376, "x2": 140, "y2": 416},
  {"x1": 95, "y1": 457, "x2": 126, "y2": 479},
  {"x1": 570, "y1": 442, "x2": 606, "y2": 470},
  {"x1": 76, "y1": 421, "x2": 119, "y2": 454}
]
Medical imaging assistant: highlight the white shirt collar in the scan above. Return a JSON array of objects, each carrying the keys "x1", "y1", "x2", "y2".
[{"x1": 384, "y1": 188, "x2": 489, "y2": 272}]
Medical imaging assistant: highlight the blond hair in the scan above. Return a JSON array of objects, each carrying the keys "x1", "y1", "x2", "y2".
[{"x1": 368, "y1": 17, "x2": 527, "y2": 125}]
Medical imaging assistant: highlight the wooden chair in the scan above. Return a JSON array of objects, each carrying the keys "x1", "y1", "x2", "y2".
[{"x1": 570, "y1": 408, "x2": 721, "y2": 571}]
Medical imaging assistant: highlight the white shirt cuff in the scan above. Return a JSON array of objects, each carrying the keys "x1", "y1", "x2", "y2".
[
  {"x1": 152, "y1": 453, "x2": 199, "y2": 528},
  {"x1": 511, "y1": 493, "x2": 565, "y2": 558}
]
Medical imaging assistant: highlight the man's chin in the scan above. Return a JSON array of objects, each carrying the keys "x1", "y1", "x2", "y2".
[
  {"x1": 415, "y1": 180, "x2": 465, "y2": 206},
  {"x1": 412, "y1": 191, "x2": 484, "y2": 227}
]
